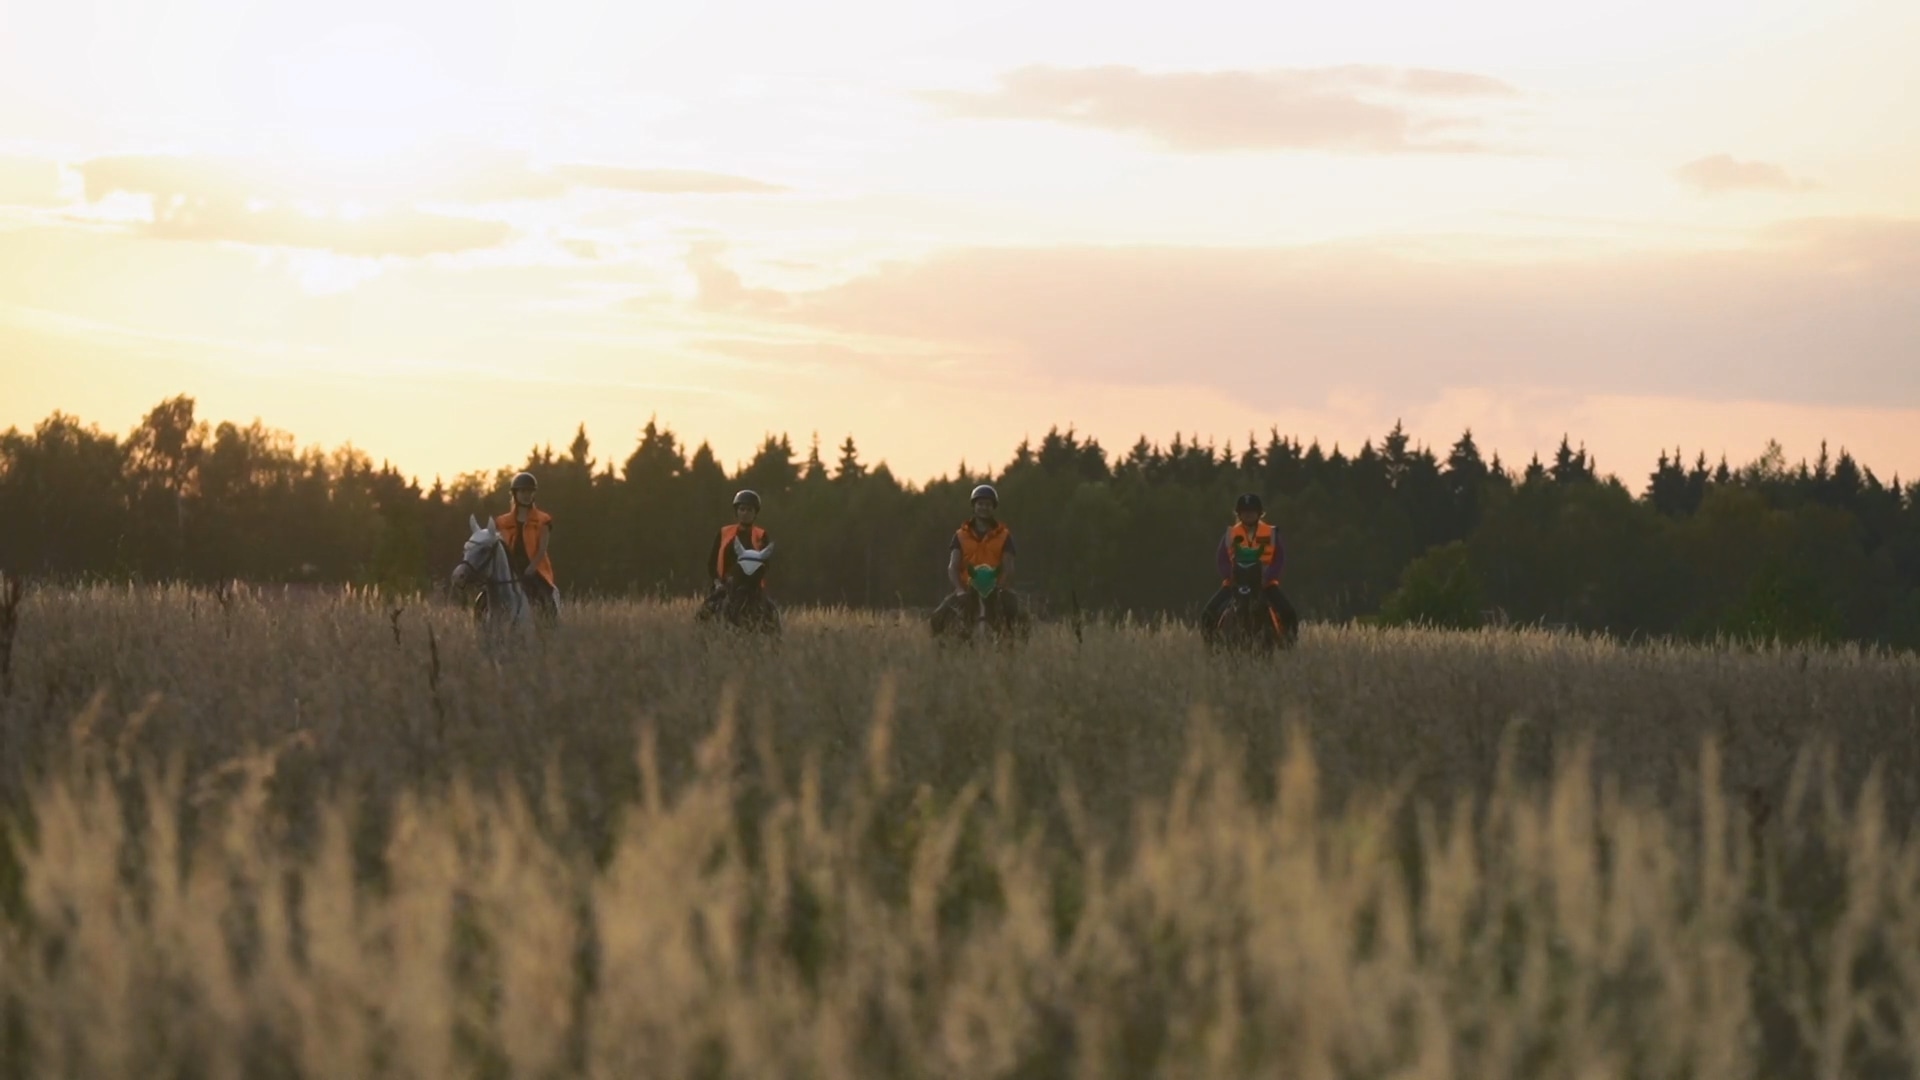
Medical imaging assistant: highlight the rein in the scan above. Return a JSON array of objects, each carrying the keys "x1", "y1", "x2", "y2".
[{"x1": 458, "y1": 538, "x2": 521, "y2": 593}]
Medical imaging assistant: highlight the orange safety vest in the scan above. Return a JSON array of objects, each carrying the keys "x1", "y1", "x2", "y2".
[
  {"x1": 715, "y1": 523, "x2": 767, "y2": 579},
  {"x1": 1224, "y1": 520, "x2": 1276, "y2": 585},
  {"x1": 956, "y1": 520, "x2": 1011, "y2": 572},
  {"x1": 495, "y1": 508, "x2": 555, "y2": 586}
]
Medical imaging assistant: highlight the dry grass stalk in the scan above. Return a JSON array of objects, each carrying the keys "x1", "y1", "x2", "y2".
[{"x1": 0, "y1": 587, "x2": 1918, "y2": 1077}]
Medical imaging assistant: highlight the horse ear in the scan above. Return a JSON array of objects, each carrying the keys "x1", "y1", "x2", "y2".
[{"x1": 469, "y1": 514, "x2": 482, "y2": 534}]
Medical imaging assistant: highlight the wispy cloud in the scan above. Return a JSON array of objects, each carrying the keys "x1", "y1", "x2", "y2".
[
  {"x1": 1675, "y1": 154, "x2": 1814, "y2": 194},
  {"x1": 921, "y1": 64, "x2": 1521, "y2": 153},
  {"x1": 161, "y1": 201, "x2": 508, "y2": 258},
  {"x1": 552, "y1": 165, "x2": 786, "y2": 195},
  {"x1": 79, "y1": 155, "x2": 261, "y2": 206},
  {"x1": 681, "y1": 219, "x2": 1920, "y2": 411},
  {"x1": 76, "y1": 156, "x2": 510, "y2": 256},
  {"x1": 683, "y1": 241, "x2": 795, "y2": 311},
  {"x1": 67, "y1": 153, "x2": 788, "y2": 257},
  {"x1": 65, "y1": 154, "x2": 766, "y2": 261}
]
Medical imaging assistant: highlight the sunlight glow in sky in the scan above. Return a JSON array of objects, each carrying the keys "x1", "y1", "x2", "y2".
[{"x1": 3, "y1": 0, "x2": 1918, "y2": 485}]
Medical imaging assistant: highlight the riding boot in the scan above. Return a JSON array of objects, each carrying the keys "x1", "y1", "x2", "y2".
[{"x1": 1264, "y1": 586, "x2": 1299, "y2": 635}]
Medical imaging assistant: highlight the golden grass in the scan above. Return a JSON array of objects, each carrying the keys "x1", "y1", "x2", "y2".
[{"x1": 2, "y1": 585, "x2": 1919, "y2": 1077}]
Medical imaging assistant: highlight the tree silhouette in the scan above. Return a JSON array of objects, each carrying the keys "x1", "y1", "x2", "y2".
[
  {"x1": 3, "y1": 397, "x2": 1918, "y2": 650},
  {"x1": 834, "y1": 436, "x2": 866, "y2": 483}
]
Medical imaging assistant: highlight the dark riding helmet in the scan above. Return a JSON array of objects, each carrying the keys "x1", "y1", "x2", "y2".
[
  {"x1": 1235, "y1": 493, "x2": 1264, "y2": 514},
  {"x1": 970, "y1": 484, "x2": 999, "y2": 507},
  {"x1": 733, "y1": 489, "x2": 762, "y2": 510},
  {"x1": 511, "y1": 471, "x2": 538, "y2": 493}
]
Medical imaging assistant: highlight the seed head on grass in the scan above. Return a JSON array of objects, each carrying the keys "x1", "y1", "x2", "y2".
[{"x1": 0, "y1": 588, "x2": 1917, "y2": 1076}]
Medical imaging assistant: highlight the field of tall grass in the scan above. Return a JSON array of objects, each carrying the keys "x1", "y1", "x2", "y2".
[{"x1": 3, "y1": 584, "x2": 1920, "y2": 1078}]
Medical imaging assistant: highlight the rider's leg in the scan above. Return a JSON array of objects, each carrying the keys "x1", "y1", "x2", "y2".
[
  {"x1": 527, "y1": 577, "x2": 559, "y2": 624},
  {"x1": 1263, "y1": 585, "x2": 1298, "y2": 636},
  {"x1": 1199, "y1": 585, "x2": 1233, "y2": 637}
]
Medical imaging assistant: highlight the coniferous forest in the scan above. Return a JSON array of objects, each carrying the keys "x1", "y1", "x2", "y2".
[{"x1": 4, "y1": 394, "x2": 1919, "y2": 648}]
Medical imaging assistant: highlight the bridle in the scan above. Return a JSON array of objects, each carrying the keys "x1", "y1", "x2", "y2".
[{"x1": 457, "y1": 535, "x2": 520, "y2": 595}]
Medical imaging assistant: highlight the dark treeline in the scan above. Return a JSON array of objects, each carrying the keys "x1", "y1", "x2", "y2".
[{"x1": 4, "y1": 394, "x2": 1919, "y2": 647}]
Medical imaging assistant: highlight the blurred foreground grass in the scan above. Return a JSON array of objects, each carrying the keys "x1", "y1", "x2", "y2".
[{"x1": 2, "y1": 585, "x2": 1919, "y2": 1078}]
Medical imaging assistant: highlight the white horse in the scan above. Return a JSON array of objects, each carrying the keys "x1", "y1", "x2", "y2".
[{"x1": 450, "y1": 515, "x2": 532, "y2": 633}]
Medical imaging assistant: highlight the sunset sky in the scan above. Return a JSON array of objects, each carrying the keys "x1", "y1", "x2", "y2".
[{"x1": 3, "y1": 0, "x2": 1918, "y2": 487}]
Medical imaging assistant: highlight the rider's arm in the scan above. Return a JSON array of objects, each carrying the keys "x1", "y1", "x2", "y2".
[
  {"x1": 529, "y1": 520, "x2": 552, "y2": 573},
  {"x1": 1266, "y1": 534, "x2": 1286, "y2": 584},
  {"x1": 1216, "y1": 533, "x2": 1233, "y2": 581},
  {"x1": 947, "y1": 542, "x2": 965, "y2": 592},
  {"x1": 707, "y1": 531, "x2": 724, "y2": 586},
  {"x1": 999, "y1": 532, "x2": 1017, "y2": 587}
]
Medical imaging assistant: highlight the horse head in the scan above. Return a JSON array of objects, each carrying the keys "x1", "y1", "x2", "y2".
[{"x1": 452, "y1": 515, "x2": 503, "y2": 587}]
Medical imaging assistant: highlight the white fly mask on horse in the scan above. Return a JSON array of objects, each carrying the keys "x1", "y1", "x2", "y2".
[
  {"x1": 713, "y1": 538, "x2": 780, "y2": 634},
  {"x1": 732, "y1": 538, "x2": 774, "y2": 580}
]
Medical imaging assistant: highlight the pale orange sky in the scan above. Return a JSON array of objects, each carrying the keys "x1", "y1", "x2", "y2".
[{"x1": 3, "y1": 0, "x2": 1918, "y2": 486}]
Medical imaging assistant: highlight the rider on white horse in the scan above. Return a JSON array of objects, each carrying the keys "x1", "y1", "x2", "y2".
[
  {"x1": 452, "y1": 515, "x2": 530, "y2": 629},
  {"x1": 496, "y1": 471, "x2": 559, "y2": 624},
  {"x1": 451, "y1": 472, "x2": 559, "y2": 628}
]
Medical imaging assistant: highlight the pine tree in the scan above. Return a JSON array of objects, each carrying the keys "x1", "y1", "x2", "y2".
[
  {"x1": 834, "y1": 436, "x2": 866, "y2": 483},
  {"x1": 1382, "y1": 420, "x2": 1414, "y2": 487},
  {"x1": 1647, "y1": 448, "x2": 1690, "y2": 516},
  {"x1": 1549, "y1": 435, "x2": 1593, "y2": 484},
  {"x1": 803, "y1": 433, "x2": 827, "y2": 483},
  {"x1": 567, "y1": 424, "x2": 593, "y2": 470},
  {"x1": 622, "y1": 417, "x2": 683, "y2": 485}
]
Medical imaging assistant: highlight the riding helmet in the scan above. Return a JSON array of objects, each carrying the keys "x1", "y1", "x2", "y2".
[
  {"x1": 1235, "y1": 493, "x2": 1264, "y2": 514},
  {"x1": 511, "y1": 471, "x2": 538, "y2": 492},
  {"x1": 970, "y1": 484, "x2": 999, "y2": 507},
  {"x1": 733, "y1": 489, "x2": 762, "y2": 510}
]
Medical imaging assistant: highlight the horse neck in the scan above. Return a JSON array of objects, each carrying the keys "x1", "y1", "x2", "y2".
[
  {"x1": 476, "y1": 540, "x2": 528, "y2": 627},
  {"x1": 485, "y1": 538, "x2": 514, "y2": 585}
]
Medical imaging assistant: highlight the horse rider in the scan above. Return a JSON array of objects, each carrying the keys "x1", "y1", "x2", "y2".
[
  {"x1": 495, "y1": 470, "x2": 559, "y2": 623},
  {"x1": 935, "y1": 484, "x2": 1020, "y2": 628},
  {"x1": 701, "y1": 489, "x2": 771, "y2": 619},
  {"x1": 1198, "y1": 493, "x2": 1296, "y2": 642}
]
